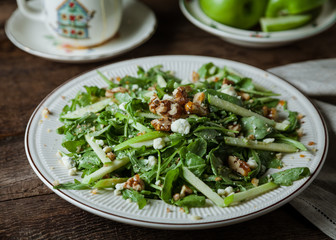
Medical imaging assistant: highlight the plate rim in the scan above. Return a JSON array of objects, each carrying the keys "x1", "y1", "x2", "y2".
[
  {"x1": 24, "y1": 55, "x2": 329, "y2": 229},
  {"x1": 179, "y1": 0, "x2": 336, "y2": 44},
  {"x1": 5, "y1": 0, "x2": 157, "y2": 63}
]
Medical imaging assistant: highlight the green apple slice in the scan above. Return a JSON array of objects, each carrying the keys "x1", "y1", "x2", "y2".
[{"x1": 260, "y1": 15, "x2": 312, "y2": 32}]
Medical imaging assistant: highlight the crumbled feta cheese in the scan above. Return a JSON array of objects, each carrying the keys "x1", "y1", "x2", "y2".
[
  {"x1": 162, "y1": 94, "x2": 174, "y2": 100},
  {"x1": 247, "y1": 157, "x2": 258, "y2": 169},
  {"x1": 132, "y1": 84, "x2": 139, "y2": 90},
  {"x1": 218, "y1": 187, "x2": 234, "y2": 196},
  {"x1": 68, "y1": 167, "x2": 77, "y2": 176},
  {"x1": 217, "y1": 189, "x2": 226, "y2": 196},
  {"x1": 224, "y1": 186, "x2": 234, "y2": 195},
  {"x1": 153, "y1": 138, "x2": 165, "y2": 150},
  {"x1": 147, "y1": 155, "x2": 157, "y2": 167},
  {"x1": 263, "y1": 138, "x2": 275, "y2": 144},
  {"x1": 56, "y1": 151, "x2": 62, "y2": 159},
  {"x1": 61, "y1": 156, "x2": 74, "y2": 169},
  {"x1": 282, "y1": 120, "x2": 290, "y2": 125},
  {"x1": 53, "y1": 180, "x2": 60, "y2": 186},
  {"x1": 155, "y1": 180, "x2": 161, "y2": 186},
  {"x1": 220, "y1": 84, "x2": 237, "y2": 96},
  {"x1": 171, "y1": 119, "x2": 191, "y2": 135},
  {"x1": 103, "y1": 146, "x2": 112, "y2": 153},
  {"x1": 172, "y1": 88, "x2": 178, "y2": 95},
  {"x1": 95, "y1": 139, "x2": 104, "y2": 146},
  {"x1": 126, "y1": 198, "x2": 132, "y2": 203},
  {"x1": 119, "y1": 102, "x2": 127, "y2": 111},
  {"x1": 115, "y1": 183, "x2": 125, "y2": 191},
  {"x1": 189, "y1": 215, "x2": 202, "y2": 221},
  {"x1": 114, "y1": 189, "x2": 122, "y2": 196}
]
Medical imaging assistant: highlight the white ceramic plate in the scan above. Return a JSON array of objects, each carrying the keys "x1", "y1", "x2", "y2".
[
  {"x1": 25, "y1": 55, "x2": 328, "y2": 229},
  {"x1": 180, "y1": 0, "x2": 336, "y2": 48},
  {"x1": 5, "y1": 0, "x2": 156, "y2": 63}
]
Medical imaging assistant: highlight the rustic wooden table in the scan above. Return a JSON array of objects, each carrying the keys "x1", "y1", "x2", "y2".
[{"x1": 1, "y1": 0, "x2": 335, "y2": 239}]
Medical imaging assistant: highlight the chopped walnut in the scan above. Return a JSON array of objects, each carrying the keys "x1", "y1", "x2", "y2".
[
  {"x1": 185, "y1": 101, "x2": 208, "y2": 116},
  {"x1": 227, "y1": 156, "x2": 251, "y2": 177},
  {"x1": 193, "y1": 92, "x2": 206, "y2": 104},
  {"x1": 149, "y1": 94, "x2": 183, "y2": 119},
  {"x1": 237, "y1": 91, "x2": 250, "y2": 101},
  {"x1": 184, "y1": 92, "x2": 208, "y2": 116},
  {"x1": 124, "y1": 174, "x2": 145, "y2": 192},
  {"x1": 192, "y1": 71, "x2": 199, "y2": 82},
  {"x1": 228, "y1": 124, "x2": 241, "y2": 134},
  {"x1": 151, "y1": 118, "x2": 172, "y2": 131},
  {"x1": 223, "y1": 78, "x2": 235, "y2": 86},
  {"x1": 173, "y1": 86, "x2": 191, "y2": 105},
  {"x1": 251, "y1": 178, "x2": 259, "y2": 187},
  {"x1": 180, "y1": 185, "x2": 193, "y2": 198},
  {"x1": 105, "y1": 87, "x2": 129, "y2": 97},
  {"x1": 262, "y1": 106, "x2": 278, "y2": 120},
  {"x1": 106, "y1": 152, "x2": 116, "y2": 161},
  {"x1": 173, "y1": 193, "x2": 181, "y2": 201}
]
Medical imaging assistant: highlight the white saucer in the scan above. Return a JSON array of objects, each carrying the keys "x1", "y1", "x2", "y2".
[{"x1": 5, "y1": 0, "x2": 157, "y2": 63}]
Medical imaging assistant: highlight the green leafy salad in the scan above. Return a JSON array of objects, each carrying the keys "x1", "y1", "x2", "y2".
[{"x1": 55, "y1": 63, "x2": 310, "y2": 211}]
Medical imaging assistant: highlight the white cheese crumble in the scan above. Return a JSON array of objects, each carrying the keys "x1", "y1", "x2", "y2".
[
  {"x1": 119, "y1": 102, "x2": 127, "y2": 111},
  {"x1": 132, "y1": 84, "x2": 139, "y2": 90},
  {"x1": 218, "y1": 186, "x2": 234, "y2": 197},
  {"x1": 220, "y1": 84, "x2": 237, "y2": 96},
  {"x1": 147, "y1": 155, "x2": 157, "y2": 167},
  {"x1": 171, "y1": 119, "x2": 191, "y2": 135},
  {"x1": 103, "y1": 146, "x2": 112, "y2": 153},
  {"x1": 95, "y1": 139, "x2": 104, "y2": 146},
  {"x1": 247, "y1": 157, "x2": 258, "y2": 169},
  {"x1": 155, "y1": 180, "x2": 161, "y2": 186},
  {"x1": 114, "y1": 183, "x2": 125, "y2": 196},
  {"x1": 189, "y1": 215, "x2": 202, "y2": 221},
  {"x1": 153, "y1": 138, "x2": 165, "y2": 150},
  {"x1": 61, "y1": 156, "x2": 74, "y2": 169},
  {"x1": 263, "y1": 138, "x2": 275, "y2": 144},
  {"x1": 68, "y1": 167, "x2": 77, "y2": 176}
]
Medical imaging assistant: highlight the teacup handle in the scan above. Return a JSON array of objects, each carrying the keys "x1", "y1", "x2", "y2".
[{"x1": 16, "y1": 0, "x2": 44, "y2": 21}]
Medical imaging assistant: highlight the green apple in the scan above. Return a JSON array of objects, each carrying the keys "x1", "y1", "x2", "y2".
[
  {"x1": 260, "y1": 14, "x2": 312, "y2": 32},
  {"x1": 199, "y1": 0, "x2": 268, "y2": 29},
  {"x1": 265, "y1": 0, "x2": 326, "y2": 17}
]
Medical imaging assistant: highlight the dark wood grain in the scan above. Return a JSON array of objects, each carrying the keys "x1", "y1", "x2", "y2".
[{"x1": 0, "y1": 0, "x2": 334, "y2": 238}]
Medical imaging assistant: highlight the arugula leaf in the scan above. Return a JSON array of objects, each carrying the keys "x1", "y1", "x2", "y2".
[
  {"x1": 122, "y1": 189, "x2": 147, "y2": 209},
  {"x1": 241, "y1": 116, "x2": 273, "y2": 140},
  {"x1": 53, "y1": 180, "x2": 91, "y2": 190},
  {"x1": 161, "y1": 167, "x2": 180, "y2": 203},
  {"x1": 184, "y1": 153, "x2": 206, "y2": 177},
  {"x1": 271, "y1": 167, "x2": 310, "y2": 186},
  {"x1": 61, "y1": 139, "x2": 86, "y2": 153},
  {"x1": 187, "y1": 138, "x2": 207, "y2": 158},
  {"x1": 174, "y1": 194, "x2": 206, "y2": 208}
]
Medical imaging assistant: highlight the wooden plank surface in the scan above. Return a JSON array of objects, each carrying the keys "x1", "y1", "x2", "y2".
[{"x1": 0, "y1": 0, "x2": 334, "y2": 239}]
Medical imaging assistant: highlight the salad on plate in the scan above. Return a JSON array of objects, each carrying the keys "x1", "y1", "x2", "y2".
[{"x1": 54, "y1": 62, "x2": 309, "y2": 212}]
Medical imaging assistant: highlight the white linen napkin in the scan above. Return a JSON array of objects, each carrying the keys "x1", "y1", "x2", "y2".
[{"x1": 268, "y1": 59, "x2": 336, "y2": 239}]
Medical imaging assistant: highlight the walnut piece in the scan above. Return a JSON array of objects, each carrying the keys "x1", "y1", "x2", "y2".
[
  {"x1": 227, "y1": 156, "x2": 251, "y2": 177},
  {"x1": 151, "y1": 118, "x2": 172, "y2": 132},
  {"x1": 124, "y1": 174, "x2": 145, "y2": 192}
]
